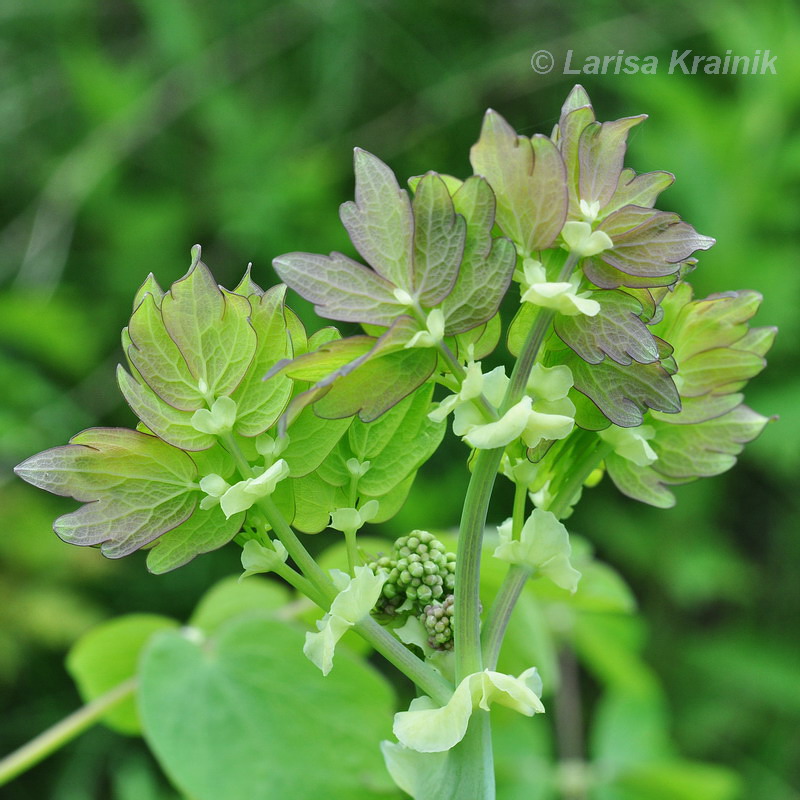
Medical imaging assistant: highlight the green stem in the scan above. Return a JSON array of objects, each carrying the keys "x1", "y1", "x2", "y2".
[
  {"x1": 218, "y1": 433, "x2": 453, "y2": 703},
  {"x1": 481, "y1": 482, "x2": 531, "y2": 669},
  {"x1": 355, "y1": 617, "x2": 452, "y2": 706},
  {"x1": 344, "y1": 528, "x2": 358, "y2": 577},
  {"x1": 481, "y1": 564, "x2": 532, "y2": 671},
  {"x1": 452, "y1": 293, "x2": 564, "y2": 796},
  {"x1": 450, "y1": 712, "x2": 496, "y2": 800},
  {"x1": 272, "y1": 560, "x2": 323, "y2": 605},
  {"x1": 481, "y1": 435, "x2": 614, "y2": 674},
  {"x1": 435, "y1": 338, "x2": 498, "y2": 422},
  {"x1": 0, "y1": 678, "x2": 136, "y2": 787},
  {"x1": 257, "y1": 495, "x2": 337, "y2": 603},
  {"x1": 512, "y1": 480, "x2": 527, "y2": 539}
]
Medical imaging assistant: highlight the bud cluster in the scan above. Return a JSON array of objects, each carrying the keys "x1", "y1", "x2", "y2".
[
  {"x1": 368, "y1": 531, "x2": 456, "y2": 642},
  {"x1": 422, "y1": 594, "x2": 455, "y2": 651}
]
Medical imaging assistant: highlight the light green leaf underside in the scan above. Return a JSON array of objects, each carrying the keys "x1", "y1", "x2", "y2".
[{"x1": 139, "y1": 616, "x2": 396, "y2": 800}]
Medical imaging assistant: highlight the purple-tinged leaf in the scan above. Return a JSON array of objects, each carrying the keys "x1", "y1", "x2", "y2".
[
  {"x1": 578, "y1": 115, "x2": 647, "y2": 208},
  {"x1": 411, "y1": 172, "x2": 466, "y2": 306},
  {"x1": 273, "y1": 251, "x2": 403, "y2": 326},
  {"x1": 599, "y1": 168, "x2": 674, "y2": 217},
  {"x1": 555, "y1": 290, "x2": 660, "y2": 365},
  {"x1": 599, "y1": 207, "x2": 715, "y2": 278},
  {"x1": 555, "y1": 352, "x2": 681, "y2": 427},
  {"x1": 339, "y1": 148, "x2": 414, "y2": 290},
  {"x1": 583, "y1": 256, "x2": 683, "y2": 290},
  {"x1": 470, "y1": 110, "x2": 567, "y2": 254},
  {"x1": 442, "y1": 176, "x2": 515, "y2": 334},
  {"x1": 14, "y1": 428, "x2": 198, "y2": 558}
]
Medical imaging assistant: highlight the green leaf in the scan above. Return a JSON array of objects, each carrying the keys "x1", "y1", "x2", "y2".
[
  {"x1": 313, "y1": 348, "x2": 438, "y2": 423},
  {"x1": 15, "y1": 428, "x2": 198, "y2": 557},
  {"x1": 291, "y1": 471, "x2": 346, "y2": 533},
  {"x1": 649, "y1": 405, "x2": 770, "y2": 480},
  {"x1": 674, "y1": 346, "x2": 767, "y2": 398},
  {"x1": 231, "y1": 285, "x2": 293, "y2": 437},
  {"x1": 159, "y1": 256, "x2": 257, "y2": 399},
  {"x1": 658, "y1": 287, "x2": 762, "y2": 361},
  {"x1": 605, "y1": 405, "x2": 771, "y2": 507},
  {"x1": 470, "y1": 110, "x2": 567, "y2": 254},
  {"x1": 281, "y1": 406, "x2": 352, "y2": 477},
  {"x1": 126, "y1": 293, "x2": 203, "y2": 411},
  {"x1": 117, "y1": 363, "x2": 215, "y2": 451},
  {"x1": 66, "y1": 614, "x2": 179, "y2": 735},
  {"x1": 188, "y1": 576, "x2": 291, "y2": 634},
  {"x1": 506, "y1": 302, "x2": 537, "y2": 358},
  {"x1": 357, "y1": 384, "x2": 445, "y2": 496},
  {"x1": 339, "y1": 148, "x2": 414, "y2": 291},
  {"x1": 453, "y1": 313, "x2": 502, "y2": 360},
  {"x1": 555, "y1": 290, "x2": 659, "y2": 365},
  {"x1": 442, "y1": 176, "x2": 515, "y2": 334},
  {"x1": 554, "y1": 352, "x2": 681, "y2": 427},
  {"x1": 139, "y1": 616, "x2": 396, "y2": 800},
  {"x1": 145, "y1": 503, "x2": 245, "y2": 574},
  {"x1": 363, "y1": 469, "x2": 417, "y2": 523},
  {"x1": 411, "y1": 172, "x2": 466, "y2": 306},
  {"x1": 604, "y1": 453, "x2": 676, "y2": 509}
]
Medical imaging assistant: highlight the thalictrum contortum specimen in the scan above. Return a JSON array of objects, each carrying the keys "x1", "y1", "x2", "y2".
[{"x1": 15, "y1": 84, "x2": 773, "y2": 761}]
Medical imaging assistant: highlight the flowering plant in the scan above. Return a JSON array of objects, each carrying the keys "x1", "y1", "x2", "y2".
[{"x1": 4, "y1": 86, "x2": 773, "y2": 799}]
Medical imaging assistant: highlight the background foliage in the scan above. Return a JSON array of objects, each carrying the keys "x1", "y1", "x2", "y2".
[{"x1": 1, "y1": 0, "x2": 797, "y2": 797}]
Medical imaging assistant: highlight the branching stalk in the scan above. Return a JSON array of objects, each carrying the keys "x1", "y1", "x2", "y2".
[{"x1": 0, "y1": 679, "x2": 137, "y2": 787}]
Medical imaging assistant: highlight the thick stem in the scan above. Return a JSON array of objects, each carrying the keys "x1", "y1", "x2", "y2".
[
  {"x1": 452, "y1": 290, "x2": 565, "y2": 796},
  {"x1": 0, "y1": 678, "x2": 136, "y2": 787},
  {"x1": 356, "y1": 617, "x2": 452, "y2": 706},
  {"x1": 450, "y1": 712, "x2": 496, "y2": 800}
]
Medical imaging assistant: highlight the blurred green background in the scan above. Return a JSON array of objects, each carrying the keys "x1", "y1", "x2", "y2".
[{"x1": 1, "y1": 0, "x2": 798, "y2": 797}]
